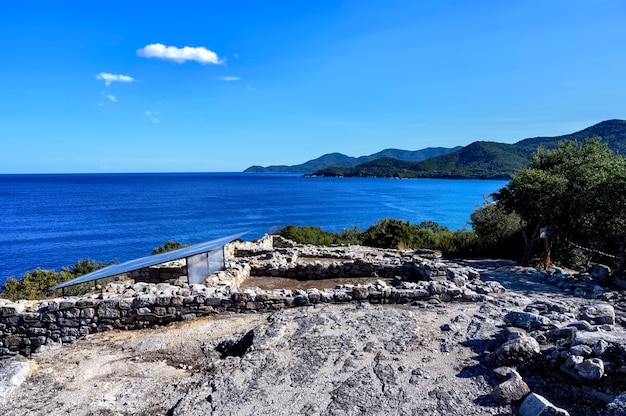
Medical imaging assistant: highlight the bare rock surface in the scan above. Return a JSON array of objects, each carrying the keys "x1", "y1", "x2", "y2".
[{"x1": 1, "y1": 258, "x2": 624, "y2": 415}]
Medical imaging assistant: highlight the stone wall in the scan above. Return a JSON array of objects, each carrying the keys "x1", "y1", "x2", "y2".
[
  {"x1": 0, "y1": 236, "x2": 499, "y2": 358},
  {"x1": 127, "y1": 260, "x2": 187, "y2": 284}
]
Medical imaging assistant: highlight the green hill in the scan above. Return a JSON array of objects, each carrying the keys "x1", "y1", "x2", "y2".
[
  {"x1": 312, "y1": 120, "x2": 626, "y2": 179},
  {"x1": 243, "y1": 147, "x2": 461, "y2": 173}
]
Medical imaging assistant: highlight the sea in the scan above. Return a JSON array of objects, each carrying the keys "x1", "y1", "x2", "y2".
[{"x1": 0, "y1": 173, "x2": 507, "y2": 286}]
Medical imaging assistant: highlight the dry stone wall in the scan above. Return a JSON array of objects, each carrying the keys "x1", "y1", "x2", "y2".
[{"x1": 0, "y1": 236, "x2": 499, "y2": 358}]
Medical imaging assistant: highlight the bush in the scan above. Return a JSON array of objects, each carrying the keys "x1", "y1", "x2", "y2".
[
  {"x1": 469, "y1": 199, "x2": 523, "y2": 258},
  {"x1": 0, "y1": 258, "x2": 111, "y2": 301},
  {"x1": 361, "y1": 219, "x2": 417, "y2": 249},
  {"x1": 279, "y1": 225, "x2": 342, "y2": 246},
  {"x1": 152, "y1": 240, "x2": 187, "y2": 254},
  {"x1": 279, "y1": 219, "x2": 479, "y2": 257}
]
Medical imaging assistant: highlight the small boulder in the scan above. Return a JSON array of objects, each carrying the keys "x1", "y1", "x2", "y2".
[
  {"x1": 578, "y1": 302, "x2": 615, "y2": 325},
  {"x1": 492, "y1": 366, "x2": 519, "y2": 381},
  {"x1": 519, "y1": 393, "x2": 570, "y2": 416},
  {"x1": 576, "y1": 358, "x2": 604, "y2": 381},
  {"x1": 491, "y1": 375, "x2": 530, "y2": 404},
  {"x1": 491, "y1": 336, "x2": 540, "y2": 366},
  {"x1": 504, "y1": 311, "x2": 552, "y2": 331}
]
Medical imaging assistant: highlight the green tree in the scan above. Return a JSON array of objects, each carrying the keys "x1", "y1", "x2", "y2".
[
  {"x1": 470, "y1": 198, "x2": 522, "y2": 258},
  {"x1": 493, "y1": 138, "x2": 626, "y2": 263},
  {"x1": 361, "y1": 219, "x2": 417, "y2": 249}
]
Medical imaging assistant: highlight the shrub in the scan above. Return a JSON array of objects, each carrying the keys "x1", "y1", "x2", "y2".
[
  {"x1": 152, "y1": 240, "x2": 187, "y2": 254},
  {"x1": 279, "y1": 225, "x2": 341, "y2": 246},
  {"x1": 469, "y1": 199, "x2": 523, "y2": 258},
  {"x1": 0, "y1": 258, "x2": 111, "y2": 301},
  {"x1": 279, "y1": 219, "x2": 479, "y2": 257}
]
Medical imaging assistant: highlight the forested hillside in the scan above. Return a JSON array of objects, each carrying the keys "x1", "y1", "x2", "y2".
[{"x1": 312, "y1": 120, "x2": 626, "y2": 179}]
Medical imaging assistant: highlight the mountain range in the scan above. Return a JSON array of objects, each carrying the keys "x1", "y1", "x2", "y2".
[
  {"x1": 244, "y1": 147, "x2": 462, "y2": 173},
  {"x1": 244, "y1": 119, "x2": 626, "y2": 179}
]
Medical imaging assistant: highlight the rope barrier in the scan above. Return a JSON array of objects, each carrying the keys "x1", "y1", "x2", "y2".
[{"x1": 564, "y1": 240, "x2": 619, "y2": 260}]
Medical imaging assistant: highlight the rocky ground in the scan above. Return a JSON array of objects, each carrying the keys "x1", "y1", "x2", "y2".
[{"x1": 1, "y1": 259, "x2": 625, "y2": 415}]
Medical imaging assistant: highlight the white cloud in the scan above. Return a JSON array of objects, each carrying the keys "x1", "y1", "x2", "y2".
[
  {"x1": 106, "y1": 94, "x2": 117, "y2": 102},
  {"x1": 217, "y1": 76, "x2": 240, "y2": 81},
  {"x1": 137, "y1": 43, "x2": 223, "y2": 64},
  {"x1": 145, "y1": 110, "x2": 161, "y2": 124},
  {"x1": 96, "y1": 72, "x2": 135, "y2": 86}
]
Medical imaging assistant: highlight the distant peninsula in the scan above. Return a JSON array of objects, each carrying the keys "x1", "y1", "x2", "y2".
[
  {"x1": 244, "y1": 147, "x2": 462, "y2": 173},
  {"x1": 244, "y1": 119, "x2": 626, "y2": 179}
]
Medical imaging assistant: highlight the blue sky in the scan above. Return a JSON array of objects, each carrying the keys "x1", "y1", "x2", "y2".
[{"x1": 1, "y1": 0, "x2": 625, "y2": 173}]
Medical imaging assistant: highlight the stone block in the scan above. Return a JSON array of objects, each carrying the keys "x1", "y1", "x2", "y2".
[
  {"x1": 57, "y1": 318, "x2": 80, "y2": 328},
  {"x1": 156, "y1": 295, "x2": 172, "y2": 306},
  {"x1": 504, "y1": 311, "x2": 552, "y2": 331},
  {"x1": 133, "y1": 294, "x2": 157, "y2": 308},
  {"x1": 59, "y1": 300, "x2": 77, "y2": 310},
  {"x1": 519, "y1": 393, "x2": 570, "y2": 416},
  {"x1": 63, "y1": 308, "x2": 80, "y2": 318},
  {"x1": 0, "y1": 303, "x2": 25, "y2": 317},
  {"x1": 97, "y1": 300, "x2": 121, "y2": 319},
  {"x1": 578, "y1": 302, "x2": 615, "y2": 325},
  {"x1": 118, "y1": 298, "x2": 133, "y2": 309},
  {"x1": 80, "y1": 308, "x2": 96, "y2": 319},
  {"x1": 352, "y1": 287, "x2": 369, "y2": 300}
]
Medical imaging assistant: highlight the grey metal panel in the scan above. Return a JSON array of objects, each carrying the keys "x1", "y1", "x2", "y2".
[
  {"x1": 186, "y1": 248, "x2": 227, "y2": 284},
  {"x1": 49, "y1": 231, "x2": 248, "y2": 290}
]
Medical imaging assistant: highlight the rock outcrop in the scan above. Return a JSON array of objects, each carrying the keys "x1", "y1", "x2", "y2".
[{"x1": 1, "y1": 240, "x2": 626, "y2": 415}]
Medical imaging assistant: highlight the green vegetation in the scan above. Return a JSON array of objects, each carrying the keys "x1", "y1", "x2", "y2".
[
  {"x1": 492, "y1": 138, "x2": 626, "y2": 266},
  {"x1": 0, "y1": 258, "x2": 111, "y2": 301},
  {"x1": 279, "y1": 219, "x2": 477, "y2": 257},
  {"x1": 312, "y1": 119, "x2": 626, "y2": 179},
  {"x1": 244, "y1": 147, "x2": 461, "y2": 173},
  {"x1": 151, "y1": 240, "x2": 188, "y2": 254},
  {"x1": 0, "y1": 240, "x2": 192, "y2": 300},
  {"x1": 469, "y1": 199, "x2": 523, "y2": 258}
]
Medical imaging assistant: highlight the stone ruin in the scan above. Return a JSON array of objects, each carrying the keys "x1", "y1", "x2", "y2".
[
  {"x1": 0, "y1": 235, "x2": 503, "y2": 358},
  {"x1": 3, "y1": 235, "x2": 626, "y2": 414}
]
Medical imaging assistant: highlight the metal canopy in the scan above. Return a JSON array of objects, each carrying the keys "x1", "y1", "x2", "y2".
[{"x1": 49, "y1": 231, "x2": 248, "y2": 290}]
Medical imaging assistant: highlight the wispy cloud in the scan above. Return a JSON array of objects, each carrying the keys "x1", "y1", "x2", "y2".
[
  {"x1": 217, "y1": 76, "x2": 240, "y2": 81},
  {"x1": 105, "y1": 94, "x2": 117, "y2": 102},
  {"x1": 96, "y1": 72, "x2": 135, "y2": 86},
  {"x1": 137, "y1": 43, "x2": 223, "y2": 64},
  {"x1": 145, "y1": 110, "x2": 161, "y2": 124}
]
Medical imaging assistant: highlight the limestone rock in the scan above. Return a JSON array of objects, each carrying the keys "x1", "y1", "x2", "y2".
[
  {"x1": 504, "y1": 311, "x2": 552, "y2": 331},
  {"x1": 575, "y1": 358, "x2": 604, "y2": 381},
  {"x1": 578, "y1": 302, "x2": 615, "y2": 325},
  {"x1": 491, "y1": 336, "x2": 540, "y2": 366},
  {"x1": 491, "y1": 375, "x2": 530, "y2": 404},
  {"x1": 573, "y1": 330, "x2": 626, "y2": 347},
  {"x1": 519, "y1": 393, "x2": 570, "y2": 416},
  {"x1": 0, "y1": 360, "x2": 34, "y2": 404}
]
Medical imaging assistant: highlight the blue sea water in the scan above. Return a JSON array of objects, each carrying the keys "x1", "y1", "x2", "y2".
[{"x1": 0, "y1": 173, "x2": 507, "y2": 285}]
